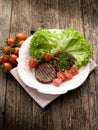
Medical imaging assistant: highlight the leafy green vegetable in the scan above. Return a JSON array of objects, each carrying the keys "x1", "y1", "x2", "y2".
[
  {"x1": 59, "y1": 54, "x2": 71, "y2": 70},
  {"x1": 29, "y1": 28, "x2": 92, "y2": 67},
  {"x1": 53, "y1": 28, "x2": 92, "y2": 67},
  {"x1": 29, "y1": 29, "x2": 59, "y2": 62}
]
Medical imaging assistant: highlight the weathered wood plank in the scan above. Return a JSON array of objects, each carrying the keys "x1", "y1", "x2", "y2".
[
  {"x1": 29, "y1": 0, "x2": 61, "y2": 130},
  {"x1": 4, "y1": 0, "x2": 60, "y2": 129},
  {"x1": 1, "y1": 0, "x2": 98, "y2": 130},
  {"x1": 29, "y1": 0, "x2": 59, "y2": 30},
  {"x1": 4, "y1": 0, "x2": 33, "y2": 130},
  {"x1": 81, "y1": 0, "x2": 98, "y2": 129},
  {"x1": 58, "y1": 0, "x2": 83, "y2": 33},
  {"x1": 58, "y1": 0, "x2": 91, "y2": 130},
  {"x1": 0, "y1": 0, "x2": 12, "y2": 129}
]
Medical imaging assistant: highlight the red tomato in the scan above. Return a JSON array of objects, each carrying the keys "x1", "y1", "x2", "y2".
[
  {"x1": 9, "y1": 54, "x2": 18, "y2": 65},
  {"x1": 69, "y1": 66, "x2": 79, "y2": 76},
  {"x1": 1, "y1": 55, "x2": 9, "y2": 63},
  {"x1": 18, "y1": 40, "x2": 25, "y2": 47},
  {"x1": 44, "y1": 52, "x2": 53, "y2": 62},
  {"x1": 0, "y1": 54, "x2": 3, "y2": 64},
  {"x1": 14, "y1": 47, "x2": 20, "y2": 56},
  {"x1": 64, "y1": 70, "x2": 73, "y2": 79},
  {"x1": 16, "y1": 33, "x2": 27, "y2": 41},
  {"x1": 53, "y1": 78, "x2": 62, "y2": 86},
  {"x1": 57, "y1": 71, "x2": 66, "y2": 81},
  {"x1": 28, "y1": 58, "x2": 38, "y2": 68},
  {"x1": 3, "y1": 62, "x2": 12, "y2": 72},
  {"x1": 7, "y1": 37, "x2": 16, "y2": 46},
  {"x1": 3, "y1": 46, "x2": 14, "y2": 54}
]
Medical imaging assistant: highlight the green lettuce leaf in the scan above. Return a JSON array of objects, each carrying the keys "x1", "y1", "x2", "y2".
[
  {"x1": 29, "y1": 29, "x2": 59, "y2": 62},
  {"x1": 29, "y1": 28, "x2": 92, "y2": 67},
  {"x1": 52, "y1": 28, "x2": 92, "y2": 67}
]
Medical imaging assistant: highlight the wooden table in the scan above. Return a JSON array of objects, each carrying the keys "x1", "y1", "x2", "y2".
[{"x1": 0, "y1": 0, "x2": 98, "y2": 130}]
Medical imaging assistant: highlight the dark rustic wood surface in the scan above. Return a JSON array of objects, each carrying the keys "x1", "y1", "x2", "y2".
[{"x1": 0, "y1": 0, "x2": 98, "y2": 130}]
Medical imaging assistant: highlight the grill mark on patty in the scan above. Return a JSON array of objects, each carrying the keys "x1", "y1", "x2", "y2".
[
  {"x1": 35, "y1": 63, "x2": 56, "y2": 83},
  {"x1": 37, "y1": 65, "x2": 51, "y2": 81}
]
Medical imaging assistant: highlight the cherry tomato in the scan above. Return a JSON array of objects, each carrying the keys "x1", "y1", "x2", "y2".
[
  {"x1": 7, "y1": 37, "x2": 16, "y2": 46},
  {"x1": 28, "y1": 58, "x2": 38, "y2": 68},
  {"x1": 0, "y1": 54, "x2": 3, "y2": 64},
  {"x1": 64, "y1": 70, "x2": 73, "y2": 79},
  {"x1": 0, "y1": 54, "x2": 9, "y2": 63},
  {"x1": 69, "y1": 66, "x2": 79, "y2": 76},
  {"x1": 53, "y1": 78, "x2": 62, "y2": 86},
  {"x1": 14, "y1": 47, "x2": 20, "y2": 56},
  {"x1": 44, "y1": 52, "x2": 53, "y2": 62},
  {"x1": 16, "y1": 33, "x2": 27, "y2": 41},
  {"x1": 3, "y1": 55, "x2": 9, "y2": 62},
  {"x1": 3, "y1": 46, "x2": 14, "y2": 54},
  {"x1": 3, "y1": 62, "x2": 12, "y2": 72},
  {"x1": 9, "y1": 54, "x2": 18, "y2": 65},
  {"x1": 57, "y1": 71, "x2": 66, "y2": 81},
  {"x1": 18, "y1": 40, "x2": 25, "y2": 47}
]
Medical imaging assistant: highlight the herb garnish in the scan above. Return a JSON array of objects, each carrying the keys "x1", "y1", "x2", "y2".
[{"x1": 59, "y1": 54, "x2": 71, "y2": 70}]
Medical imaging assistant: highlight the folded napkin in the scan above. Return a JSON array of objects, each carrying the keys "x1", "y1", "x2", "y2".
[{"x1": 10, "y1": 59, "x2": 97, "y2": 108}]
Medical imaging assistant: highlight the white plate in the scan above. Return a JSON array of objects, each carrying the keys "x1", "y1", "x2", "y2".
[{"x1": 17, "y1": 30, "x2": 90, "y2": 95}]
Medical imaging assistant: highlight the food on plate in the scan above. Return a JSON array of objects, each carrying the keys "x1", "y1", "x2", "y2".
[
  {"x1": 64, "y1": 70, "x2": 73, "y2": 79},
  {"x1": 29, "y1": 28, "x2": 92, "y2": 68},
  {"x1": 52, "y1": 66, "x2": 79, "y2": 86},
  {"x1": 69, "y1": 66, "x2": 79, "y2": 75},
  {"x1": 44, "y1": 52, "x2": 53, "y2": 62},
  {"x1": 52, "y1": 51, "x2": 75, "y2": 71},
  {"x1": 53, "y1": 78, "x2": 62, "y2": 86},
  {"x1": 29, "y1": 28, "x2": 92, "y2": 86},
  {"x1": 28, "y1": 58, "x2": 38, "y2": 68},
  {"x1": 56, "y1": 71, "x2": 66, "y2": 81},
  {"x1": 0, "y1": 32, "x2": 27, "y2": 72},
  {"x1": 29, "y1": 29, "x2": 59, "y2": 62},
  {"x1": 35, "y1": 63, "x2": 56, "y2": 83}
]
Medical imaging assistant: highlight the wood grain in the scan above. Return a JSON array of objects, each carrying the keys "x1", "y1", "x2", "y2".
[
  {"x1": 0, "y1": 0, "x2": 97, "y2": 130},
  {"x1": 0, "y1": 0, "x2": 12, "y2": 129},
  {"x1": 4, "y1": 0, "x2": 33, "y2": 130},
  {"x1": 58, "y1": 0, "x2": 88, "y2": 129},
  {"x1": 81, "y1": 0, "x2": 98, "y2": 130}
]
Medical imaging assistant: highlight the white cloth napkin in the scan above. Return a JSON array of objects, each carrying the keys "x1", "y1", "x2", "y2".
[{"x1": 10, "y1": 59, "x2": 97, "y2": 108}]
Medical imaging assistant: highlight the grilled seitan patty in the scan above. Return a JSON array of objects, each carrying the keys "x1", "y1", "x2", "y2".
[{"x1": 35, "y1": 63, "x2": 56, "y2": 83}]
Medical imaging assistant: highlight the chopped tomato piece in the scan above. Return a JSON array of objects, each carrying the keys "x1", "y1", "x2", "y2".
[
  {"x1": 57, "y1": 71, "x2": 66, "y2": 81},
  {"x1": 64, "y1": 70, "x2": 73, "y2": 79},
  {"x1": 69, "y1": 66, "x2": 79, "y2": 76},
  {"x1": 53, "y1": 78, "x2": 62, "y2": 86}
]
